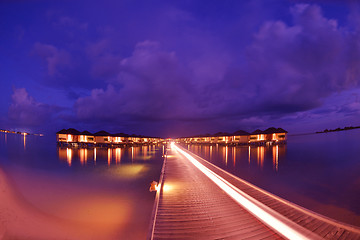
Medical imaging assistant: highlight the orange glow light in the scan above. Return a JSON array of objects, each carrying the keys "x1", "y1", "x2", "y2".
[
  {"x1": 66, "y1": 148, "x2": 72, "y2": 166},
  {"x1": 94, "y1": 148, "x2": 97, "y2": 162},
  {"x1": 108, "y1": 148, "x2": 111, "y2": 166}
]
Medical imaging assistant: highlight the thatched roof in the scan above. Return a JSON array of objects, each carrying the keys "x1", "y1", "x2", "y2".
[
  {"x1": 80, "y1": 130, "x2": 93, "y2": 135},
  {"x1": 233, "y1": 130, "x2": 250, "y2": 136},
  {"x1": 263, "y1": 127, "x2": 288, "y2": 134},
  {"x1": 56, "y1": 128, "x2": 81, "y2": 135},
  {"x1": 251, "y1": 129, "x2": 264, "y2": 134},
  {"x1": 94, "y1": 130, "x2": 111, "y2": 136}
]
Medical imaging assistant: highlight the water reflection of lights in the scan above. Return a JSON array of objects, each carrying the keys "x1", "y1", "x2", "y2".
[
  {"x1": 109, "y1": 164, "x2": 149, "y2": 179},
  {"x1": 189, "y1": 145, "x2": 285, "y2": 173},
  {"x1": 225, "y1": 146, "x2": 228, "y2": 166},
  {"x1": 143, "y1": 145, "x2": 147, "y2": 158},
  {"x1": 58, "y1": 146, "x2": 159, "y2": 167},
  {"x1": 66, "y1": 148, "x2": 72, "y2": 166},
  {"x1": 173, "y1": 144, "x2": 312, "y2": 240},
  {"x1": 80, "y1": 148, "x2": 87, "y2": 165},
  {"x1": 115, "y1": 148, "x2": 121, "y2": 164},
  {"x1": 94, "y1": 148, "x2": 97, "y2": 163},
  {"x1": 233, "y1": 147, "x2": 236, "y2": 166},
  {"x1": 131, "y1": 147, "x2": 134, "y2": 161},
  {"x1": 107, "y1": 148, "x2": 112, "y2": 166},
  {"x1": 257, "y1": 147, "x2": 265, "y2": 168},
  {"x1": 23, "y1": 134, "x2": 26, "y2": 150},
  {"x1": 273, "y1": 145, "x2": 279, "y2": 171}
]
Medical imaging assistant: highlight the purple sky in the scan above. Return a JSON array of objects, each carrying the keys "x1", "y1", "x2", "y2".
[{"x1": 1, "y1": 0, "x2": 360, "y2": 137}]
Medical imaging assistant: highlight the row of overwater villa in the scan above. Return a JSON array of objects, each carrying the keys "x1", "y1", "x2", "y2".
[
  {"x1": 175, "y1": 127, "x2": 287, "y2": 145},
  {"x1": 56, "y1": 128, "x2": 165, "y2": 147}
]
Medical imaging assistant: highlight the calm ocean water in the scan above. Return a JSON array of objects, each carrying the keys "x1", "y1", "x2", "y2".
[
  {"x1": 0, "y1": 133, "x2": 164, "y2": 239},
  {"x1": 1, "y1": 129, "x2": 360, "y2": 238},
  {"x1": 185, "y1": 129, "x2": 360, "y2": 226}
]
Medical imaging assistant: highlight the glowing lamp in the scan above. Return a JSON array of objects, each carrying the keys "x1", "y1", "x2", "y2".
[{"x1": 149, "y1": 181, "x2": 158, "y2": 192}]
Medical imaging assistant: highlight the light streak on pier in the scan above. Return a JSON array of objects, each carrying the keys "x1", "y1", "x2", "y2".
[
  {"x1": 173, "y1": 144, "x2": 312, "y2": 240},
  {"x1": 149, "y1": 143, "x2": 360, "y2": 240}
]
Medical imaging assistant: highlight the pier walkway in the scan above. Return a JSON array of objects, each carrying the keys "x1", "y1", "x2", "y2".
[{"x1": 148, "y1": 144, "x2": 360, "y2": 240}]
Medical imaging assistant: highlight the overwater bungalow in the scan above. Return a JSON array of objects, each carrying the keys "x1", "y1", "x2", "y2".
[
  {"x1": 231, "y1": 130, "x2": 250, "y2": 144},
  {"x1": 112, "y1": 133, "x2": 129, "y2": 144},
  {"x1": 94, "y1": 130, "x2": 112, "y2": 145},
  {"x1": 57, "y1": 128, "x2": 81, "y2": 143},
  {"x1": 56, "y1": 128, "x2": 164, "y2": 147},
  {"x1": 79, "y1": 131, "x2": 95, "y2": 143},
  {"x1": 213, "y1": 132, "x2": 231, "y2": 144},
  {"x1": 263, "y1": 127, "x2": 287, "y2": 142},
  {"x1": 249, "y1": 129, "x2": 266, "y2": 143},
  {"x1": 176, "y1": 127, "x2": 287, "y2": 145}
]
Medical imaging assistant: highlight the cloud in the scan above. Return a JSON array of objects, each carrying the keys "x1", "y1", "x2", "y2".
[
  {"x1": 32, "y1": 41, "x2": 102, "y2": 91},
  {"x1": 73, "y1": 4, "x2": 360, "y2": 134},
  {"x1": 32, "y1": 42, "x2": 71, "y2": 77},
  {"x1": 22, "y1": 3, "x2": 360, "y2": 135},
  {"x1": 8, "y1": 88, "x2": 54, "y2": 127},
  {"x1": 75, "y1": 41, "x2": 194, "y2": 123},
  {"x1": 240, "y1": 4, "x2": 360, "y2": 115},
  {"x1": 85, "y1": 39, "x2": 122, "y2": 79}
]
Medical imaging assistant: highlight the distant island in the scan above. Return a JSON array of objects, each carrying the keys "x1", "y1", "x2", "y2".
[
  {"x1": 316, "y1": 126, "x2": 360, "y2": 134},
  {"x1": 0, "y1": 129, "x2": 43, "y2": 136}
]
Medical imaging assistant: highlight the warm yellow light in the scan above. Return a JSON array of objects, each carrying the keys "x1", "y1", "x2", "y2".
[
  {"x1": 108, "y1": 148, "x2": 111, "y2": 166},
  {"x1": 66, "y1": 148, "x2": 72, "y2": 166},
  {"x1": 94, "y1": 148, "x2": 97, "y2": 162},
  {"x1": 163, "y1": 184, "x2": 172, "y2": 192},
  {"x1": 115, "y1": 148, "x2": 121, "y2": 163},
  {"x1": 80, "y1": 148, "x2": 85, "y2": 165}
]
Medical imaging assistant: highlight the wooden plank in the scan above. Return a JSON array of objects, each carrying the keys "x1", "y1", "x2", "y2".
[
  {"x1": 149, "y1": 145, "x2": 360, "y2": 240},
  {"x1": 151, "y1": 148, "x2": 282, "y2": 240}
]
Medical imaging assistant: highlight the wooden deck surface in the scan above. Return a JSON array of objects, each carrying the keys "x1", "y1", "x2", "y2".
[{"x1": 148, "y1": 144, "x2": 360, "y2": 240}]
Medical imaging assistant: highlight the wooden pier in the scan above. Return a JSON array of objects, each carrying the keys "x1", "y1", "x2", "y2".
[{"x1": 148, "y1": 144, "x2": 360, "y2": 240}]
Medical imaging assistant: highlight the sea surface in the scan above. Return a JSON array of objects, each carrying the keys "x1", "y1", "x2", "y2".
[
  {"x1": 1, "y1": 129, "x2": 360, "y2": 239},
  {"x1": 184, "y1": 129, "x2": 360, "y2": 226},
  {"x1": 0, "y1": 133, "x2": 164, "y2": 240}
]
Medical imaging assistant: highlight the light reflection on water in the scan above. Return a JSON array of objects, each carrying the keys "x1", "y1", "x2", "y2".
[
  {"x1": 57, "y1": 145, "x2": 159, "y2": 167},
  {"x1": 0, "y1": 133, "x2": 164, "y2": 240},
  {"x1": 187, "y1": 143, "x2": 285, "y2": 171},
  {"x1": 184, "y1": 130, "x2": 360, "y2": 226}
]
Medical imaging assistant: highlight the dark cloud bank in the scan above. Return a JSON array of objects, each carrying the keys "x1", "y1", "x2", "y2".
[{"x1": 5, "y1": 3, "x2": 360, "y2": 137}]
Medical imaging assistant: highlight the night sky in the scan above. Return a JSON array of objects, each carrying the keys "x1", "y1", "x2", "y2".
[{"x1": 1, "y1": 0, "x2": 360, "y2": 137}]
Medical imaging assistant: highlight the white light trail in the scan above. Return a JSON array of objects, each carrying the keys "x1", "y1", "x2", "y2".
[{"x1": 173, "y1": 144, "x2": 314, "y2": 240}]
